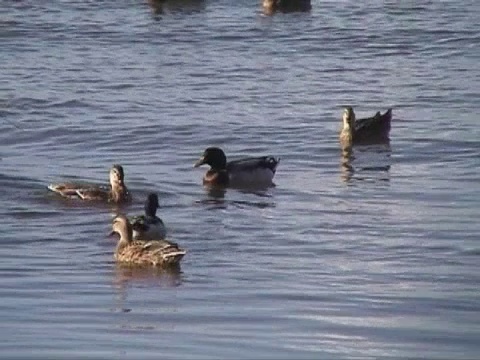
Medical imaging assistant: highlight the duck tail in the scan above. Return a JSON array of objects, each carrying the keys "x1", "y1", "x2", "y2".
[
  {"x1": 266, "y1": 156, "x2": 280, "y2": 173},
  {"x1": 383, "y1": 108, "x2": 393, "y2": 134},
  {"x1": 274, "y1": 157, "x2": 280, "y2": 173},
  {"x1": 162, "y1": 249, "x2": 186, "y2": 265},
  {"x1": 47, "y1": 184, "x2": 60, "y2": 192}
]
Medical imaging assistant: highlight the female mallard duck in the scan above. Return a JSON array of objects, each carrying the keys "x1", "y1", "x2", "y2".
[
  {"x1": 110, "y1": 215, "x2": 186, "y2": 267},
  {"x1": 47, "y1": 164, "x2": 131, "y2": 204},
  {"x1": 339, "y1": 107, "x2": 392, "y2": 148},
  {"x1": 193, "y1": 147, "x2": 280, "y2": 188},
  {"x1": 130, "y1": 193, "x2": 167, "y2": 241},
  {"x1": 263, "y1": 0, "x2": 311, "y2": 14}
]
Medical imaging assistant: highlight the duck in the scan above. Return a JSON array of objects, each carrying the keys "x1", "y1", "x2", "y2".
[
  {"x1": 47, "y1": 164, "x2": 131, "y2": 204},
  {"x1": 130, "y1": 193, "x2": 167, "y2": 241},
  {"x1": 193, "y1": 147, "x2": 280, "y2": 188},
  {"x1": 339, "y1": 107, "x2": 392, "y2": 148},
  {"x1": 109, "y1": 215, "x2": 186, "y2": 267},
  {"x1": 262, "y1": 0, "x2": 311, "y2": 14}
]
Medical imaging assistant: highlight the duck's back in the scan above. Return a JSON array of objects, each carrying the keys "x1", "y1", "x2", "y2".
[
  {"x1": 131, "y1": 215, "x2": 167, "y2": 240},
  {"x1": 226, "y1": 156, "x2": 279, "y2": 187},
  {"x1": 355, "y1": 109, "x2": 392, "y2": 142},
  {"x1": 227, "y1": 156, "x2": 279, "y2": 173},
  {"x1": 116, "y1": 239, "x2": 185, "y2": 267}
]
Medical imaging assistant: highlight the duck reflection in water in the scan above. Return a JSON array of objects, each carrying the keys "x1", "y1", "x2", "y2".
[
  {"x1": 194, "y1": 186, "x2": 228, "y2": 209},
  {"x1": 112, "y1": 265, "x2": 182, "y2": 330},
  {"x1": 340, "y1": 144, "x2": 392, "y2": 183},
  {"x1": 196, "y1": 185, "x2": 276, "y2": 211},
  {"x1": 113, "y1": 262, "x2": 183, "y2": 288}
]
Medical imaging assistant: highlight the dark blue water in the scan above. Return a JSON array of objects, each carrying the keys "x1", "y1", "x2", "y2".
[{"x1": 1, "y1": 1, "x2": 479, "y2": 358}]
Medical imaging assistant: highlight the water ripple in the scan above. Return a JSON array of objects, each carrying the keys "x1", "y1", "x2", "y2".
[{"x1": 0, "y1": 0, "x2": 479, "y2": 359}]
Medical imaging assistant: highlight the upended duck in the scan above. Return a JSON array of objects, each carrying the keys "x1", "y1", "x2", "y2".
[
  {"x1": 48, "y1": 164, "x2": 131, "y2": 204},
  {"x1": 339, "y1": 107, "x2": 392, "y2": 148},
  {"x1": 193, "y1": 147, "x2": 280, "y2": 188},
  {"x1": 130, "y1": 193, "x2": 167, "y2": 241},
  {"x1": 110, "y1": 215, "x2": 185, "y2": 267},
  {"x1": 263, "y1": 0, "x2": 311, "y2": 14}
]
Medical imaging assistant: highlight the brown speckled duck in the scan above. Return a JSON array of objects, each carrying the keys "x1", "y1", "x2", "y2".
[
  {"x1": 263, "y1": 0, "x2": 311, "y2": 14},
  {"x1": 110, "y1": 215, "x2": 186, "y2": 268},
  {"x1": 339, "y1": 107, "x2": 392, "y2": 148},
  {"x1": 47, "y1": 164, "x2": 131, "y2": 204}
]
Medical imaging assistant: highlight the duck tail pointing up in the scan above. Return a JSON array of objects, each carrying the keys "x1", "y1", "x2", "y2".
[
  {"x1": 267, "y1": 156, "x2": 280, "y2": 173},
  {"x1": 383, "y1": 108, "x2": 393, "y2": 133}
]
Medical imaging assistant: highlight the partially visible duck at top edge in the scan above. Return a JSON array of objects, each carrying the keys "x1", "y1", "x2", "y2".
[
  {"x1": 193, "y1": 147, "x2": 280, "y2": 188},
  {"x1": 262, "y1": 0, "x2": 311, "y2": 14}
]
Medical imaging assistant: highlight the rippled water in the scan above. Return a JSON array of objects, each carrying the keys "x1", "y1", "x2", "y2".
[{"x1": 1, "y1": 1, "x2": 479, "y2": 358}]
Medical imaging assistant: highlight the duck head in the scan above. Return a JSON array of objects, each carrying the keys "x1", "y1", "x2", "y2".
[
  {"x1": 109, "y1": 214, "x2": 133, "y2": 242},
  {"x1": 263, "y1": 0, "x2": 277, "y2": 13},
  {"x1": 145, "y1": 193, "x2": 160, "y2": 217},
  {"x1": 343, "y1": 107, "x2": 356, "y2": 131},
  {"x1": 109, "y1": 164, "x2": 125, "y2": 188},
  {"x1": 194, "y1": 147, "x2": 227, "y2": 170}
]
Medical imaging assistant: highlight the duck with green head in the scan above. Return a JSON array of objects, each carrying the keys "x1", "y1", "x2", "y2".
[{"x1": 194, "y1": 147, "x2": 280, "y2": 188}]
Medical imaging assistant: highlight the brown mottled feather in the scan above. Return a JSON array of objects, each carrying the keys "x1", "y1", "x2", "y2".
[
  {"x1": 115, "y1": 241, "x2": 185, "y2": 267},
  {"x1": 48, "y1": 165, "x2": 131, "y2": 204}
]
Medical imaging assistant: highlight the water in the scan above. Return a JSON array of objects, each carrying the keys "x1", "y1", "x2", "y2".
[{"x1": 1, "y1": 0, "x2": 479, "y2": 358}]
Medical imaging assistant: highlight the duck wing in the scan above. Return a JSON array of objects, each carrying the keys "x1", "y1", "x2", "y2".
[
  {"x1": 145, "y1": 239, "x2": 186, "y2": 264},
  {"x1": 48, "y1": 182, "x2": 100, "y2": 199},
  {"x1": 142, "y1": 239, "x2": 179, "y2": 251},
  {"x1": 355, "y1": 108, "x2": 392, "y2": 141},
  {"x1": 227, "y1": 156, "x2": 280, "y2": 174},
  {"x1": 75, "y1": 186, "x2": 109, "y2": 201}
]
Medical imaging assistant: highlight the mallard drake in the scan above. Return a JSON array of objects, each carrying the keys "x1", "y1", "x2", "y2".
[
  {"x1": 130, "y1": 193, "x2": 167, "y2": 241},
  {"x1": 339, "y1": 107, "x2": 392, "y2": 148},
  {"x1": 47, "y1": 164, "x2": 131, "y2": 204},
  {"x1": 110, "y1": 215, "x2": 186, "y2": 267},
  {"x1": 263, "y1": 0, "x2": 311, "y2": 14},
  {"x1": 193, "y1": 147, "x2": 280, "y2": 188}
]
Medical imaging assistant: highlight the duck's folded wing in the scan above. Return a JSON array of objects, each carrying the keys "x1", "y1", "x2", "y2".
[
  {"x1": 48, "y1": 184, "x2": 77, "y2": 197},
  {"x1": 142, "y1": 239, "x2": 180, "y2": 252},
  {"x1": 355, "y1": 109, "x2": 392, "y2": 136},
  {"x1": 48, "y1": 182, "x2": 87, "y2": 192},
  {"x1": 48, "y1": 182, "x2": 95, "y2": 198},
  {"x1": 76, "y1": 187, "x2": 108, "y2": 201},
  {"x1": 227, "y1": 156, "x2": 279, "y2": 173}
]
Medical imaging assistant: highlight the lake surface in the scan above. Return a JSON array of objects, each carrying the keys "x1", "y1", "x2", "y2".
[{"x1": 1, "y1": 0, "x2": 479, "y2": 358}]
